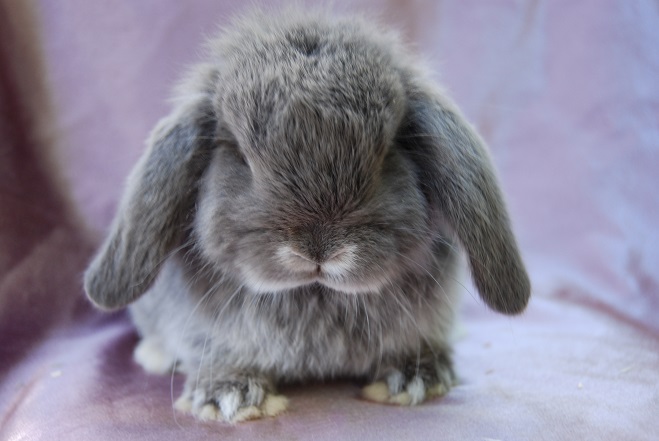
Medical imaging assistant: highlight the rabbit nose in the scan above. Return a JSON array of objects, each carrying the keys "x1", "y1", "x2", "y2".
[
  {"x1": 277, "y1": 245, "x2": 357, "y2": 275},
  {"x1": 284, "y1": 224, "x2": 329, "y2": 261},
  {"x1": 319, "y1": 245, "x2": 357, "y2": 276},
  {"x1": 291, "y1": 249, "x2": 321, "y2": 266},
  {"x1": 277, "y1": 246, "x2": 321, "y2": 273}
]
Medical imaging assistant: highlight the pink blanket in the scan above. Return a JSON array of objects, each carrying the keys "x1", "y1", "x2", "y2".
[{"x1": 2, "y1": 0, "x2": 658, "y2": 439}]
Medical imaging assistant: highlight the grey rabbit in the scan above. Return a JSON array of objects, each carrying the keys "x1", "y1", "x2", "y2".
[{"x1": 84, "y1": 9, "x2": 530, "y2": 423}]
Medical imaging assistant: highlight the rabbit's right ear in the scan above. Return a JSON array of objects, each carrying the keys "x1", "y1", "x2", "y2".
[
  {"x1": 399, "y1": 78, "x2": 531, "y2": 315},
  {"x1": 84, "y1": 71, "x2": 218, "y2": 311}
]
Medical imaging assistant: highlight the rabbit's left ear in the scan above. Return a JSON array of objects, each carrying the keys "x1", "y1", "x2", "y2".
[
  {"x1": 84, "y1": 82, "x2": 217, "y2": 311},
  {"x1": 399, "y1": 79, "x2": 531, "y2": 315}
]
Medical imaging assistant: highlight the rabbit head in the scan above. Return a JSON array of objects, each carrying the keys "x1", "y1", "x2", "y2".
[{"x1": 84, "y1": 12, "x2": 530, "y2": 315}]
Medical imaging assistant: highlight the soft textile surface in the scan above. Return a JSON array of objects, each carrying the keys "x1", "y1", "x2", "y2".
[{"x1": 1, "y1": 0, "x2": 658, "y2": 439}]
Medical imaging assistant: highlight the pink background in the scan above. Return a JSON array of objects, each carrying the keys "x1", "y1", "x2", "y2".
[{"x1": 1, "y1": 0, "x2": 658, "y2": 439}]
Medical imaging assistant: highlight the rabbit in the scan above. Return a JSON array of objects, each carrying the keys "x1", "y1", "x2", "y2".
[{"x1": 84, "y1": 9, "x2": 530, "y2": 423}]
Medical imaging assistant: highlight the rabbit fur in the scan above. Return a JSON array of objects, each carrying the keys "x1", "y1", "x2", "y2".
[{"x1": 84, "y1": 9, "x2": 530, "y2": 423}]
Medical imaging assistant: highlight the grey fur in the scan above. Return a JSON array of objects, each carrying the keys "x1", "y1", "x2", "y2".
[{"x1": 84, "y1": 9, "x2": 530, "y2": 421}]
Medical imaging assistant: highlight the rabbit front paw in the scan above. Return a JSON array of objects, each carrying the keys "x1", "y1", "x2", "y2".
[
  {"x1": 174, "y1": 374, "x2": 288, "y2": 423},
  {"x1": 362, "y1": 352, "x2": 456, "y2": 405}
]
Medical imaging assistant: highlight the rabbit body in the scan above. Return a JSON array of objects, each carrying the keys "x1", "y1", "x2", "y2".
[
  {"x1": 130, "y1": 239, "x2": 458, "y2": 420},
  {"x1": 85, "y1": 10, "x2": 530, "y2": 423}
]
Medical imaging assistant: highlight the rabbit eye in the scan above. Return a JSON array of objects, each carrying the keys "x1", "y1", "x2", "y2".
[
  {"x1": 215, "y1": 126, "x2": 247, "y2": 166},
  {"x1": 216, "y1": 135, "x2": 248, "y2": 169},
  {"x1": 224, "y1": 142, "x2": 248, "y2": 166}
]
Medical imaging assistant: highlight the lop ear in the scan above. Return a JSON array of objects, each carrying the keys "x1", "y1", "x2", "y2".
[
  {"x1": 84, "y1": 80, "x2": 217, "y2": 310},
  {"x1": 400, "y1": 81, "x2": 530, "y2": 315}
]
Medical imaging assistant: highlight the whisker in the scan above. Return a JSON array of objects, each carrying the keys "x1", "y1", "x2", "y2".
[
  {"x1": 170, "y1": 277, "x2": 219, "y2": 426},
  {"x1": 130, "y1": 237, "x2": 197, "y2": 290},
  {"x1": 391, "y1": 250, "x2": 474, "y2": 306},
  {"x1": 206, "y1": 282, "x2": 246, "y2": 389}
]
